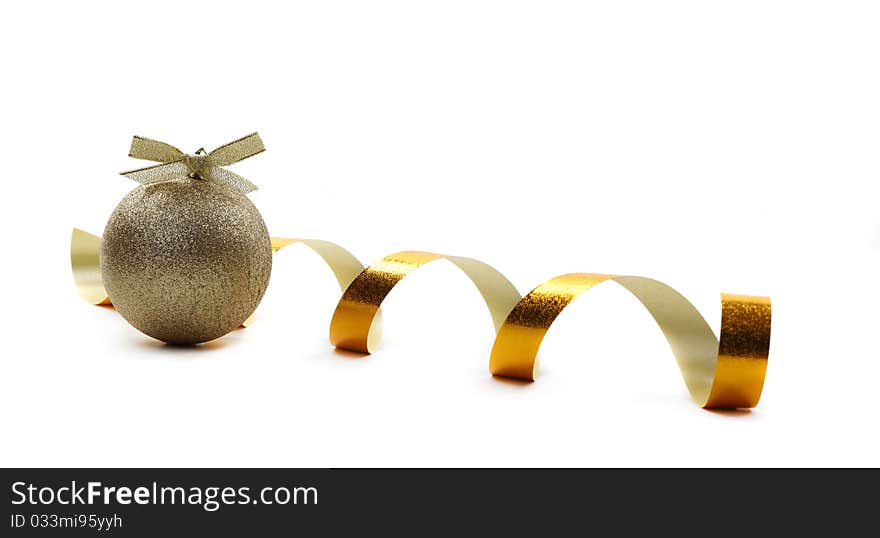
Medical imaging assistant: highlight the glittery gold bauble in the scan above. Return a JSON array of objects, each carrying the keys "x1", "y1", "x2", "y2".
[{"x1": 100, "y1": 178, "x2": 272, "y2": 344}]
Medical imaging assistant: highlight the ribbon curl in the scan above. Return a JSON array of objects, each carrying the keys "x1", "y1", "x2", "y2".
[
  {"x1": 120, "y1": 132, "x2": 265, "y2": 193},
  {"x1": 329, "y1": 251, "x2": 521, "y2": 353},
  {"x1": 488, "y1": 274, "x2": 770, "y2": 409},
  {"x1": 71, "y1": 230, "x2": 771, "y2": 410}
]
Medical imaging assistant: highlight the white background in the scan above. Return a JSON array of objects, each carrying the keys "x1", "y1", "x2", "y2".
[{"x1": 1, "y1": 1, "x2": 878, "y2": 467}]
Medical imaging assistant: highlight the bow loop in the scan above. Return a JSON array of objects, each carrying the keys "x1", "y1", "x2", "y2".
[
  {"x1": 128, "y1": 136, "x2": 184, "y2": 163},
  {"x1": 120, "y1": 132, "x2": 263, "y2": 194},
  {"x1": 208, "y1": 132, "x2": 265, "y2": 166}
]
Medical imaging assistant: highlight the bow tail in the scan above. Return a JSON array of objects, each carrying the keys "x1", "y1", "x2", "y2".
[
  {"x1": 120, "y1": 161, "x2": 190, "y2": 185},
  {"x1": 207, "y1": 166, "x2": 259, "y2": 194}
]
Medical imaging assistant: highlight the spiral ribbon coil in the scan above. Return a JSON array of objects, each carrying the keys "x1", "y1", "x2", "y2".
[{"x1": 71, "y1": 228, "x2": 770, "y2": 410}]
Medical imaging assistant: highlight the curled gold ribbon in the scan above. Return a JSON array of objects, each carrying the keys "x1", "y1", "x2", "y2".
[
  {"x1": 254, "y1": 237, "x2": 380, "y2": 338},
  {"x1": 71, "y1": 230, "x2": 771, "y2": 410},
  {"x1": 70, "y1": 228, "x2": 111, "y2": 305},
  {"x1": 488, "y1": 274, "x2": 770, "y2": 409},
  {"x1": 328, "y1": 251, "x2": 521, "y2": 353},
  {"x1": 120, "y1": 132, "x2": 265, "y2": 193}
]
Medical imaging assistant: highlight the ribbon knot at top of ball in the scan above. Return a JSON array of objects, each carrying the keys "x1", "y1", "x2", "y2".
[{"x1": 120, "y1": 132, "x2": 265, "y2": 194}]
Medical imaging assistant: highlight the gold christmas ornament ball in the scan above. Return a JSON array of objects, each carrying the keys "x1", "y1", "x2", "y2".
[{"x1": 100, "y1": 178, "x2": 273, "y2": 344}]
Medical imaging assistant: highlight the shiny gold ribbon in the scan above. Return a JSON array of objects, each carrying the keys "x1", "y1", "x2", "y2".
[
  {"x1": 488, "y1": 275, "x2": 770, "y2": 409},
  {"x1": 70, "y1": 228, "x2": 112, "y2": 306},
  {"x1": 120, "y1": 133, "x2": 265, "y2": 193},
  {"x1": 71, "y1": 230, "x2": 771, "y2": 410},
  {"x1": 329, "y1": 251, "x2": 521, "y2": 353}
]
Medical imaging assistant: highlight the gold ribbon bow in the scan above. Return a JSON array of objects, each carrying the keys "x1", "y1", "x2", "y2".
[{"x1": 120, "y1": 132, "x2": 265, "y2": 193}]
